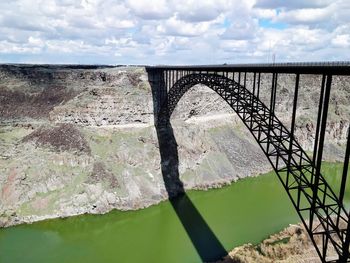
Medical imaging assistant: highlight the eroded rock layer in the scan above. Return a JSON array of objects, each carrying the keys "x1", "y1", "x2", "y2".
[{"x1": 0, "y1": 65, "x2": 348, "y2": 227}]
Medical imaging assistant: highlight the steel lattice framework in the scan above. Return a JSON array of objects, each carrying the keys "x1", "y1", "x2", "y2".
[{"x1": 147, "y1": 62, "x2": 350, "y2": 263}]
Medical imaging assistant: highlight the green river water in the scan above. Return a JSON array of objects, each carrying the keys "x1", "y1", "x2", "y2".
[{"x1": 0, "y1": 162, "x2": 348, "y2": 263}]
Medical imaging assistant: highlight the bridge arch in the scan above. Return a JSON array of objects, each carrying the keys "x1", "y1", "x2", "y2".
[
  {"x1": 158, "y1": 73, "x2": 287, "y2": 175},
  {"x1": 158, "y1": 73, "x2": 242, "y2": 122}
]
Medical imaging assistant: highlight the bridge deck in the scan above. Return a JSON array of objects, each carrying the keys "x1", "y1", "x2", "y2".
[{"x1": 146, "y1": 61, "x2": 350, "y2": 75}]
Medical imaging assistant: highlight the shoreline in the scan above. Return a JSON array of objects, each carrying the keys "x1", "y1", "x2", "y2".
[
  {"x1": 1, "y1": 161, "x2": 346, "y2": 229},
  {"x1": 1, "y1": 162, "x2": 346, "y2": 263},
  {"x1": 0, "y1": 169, "x2": 267, "y2": 228}
]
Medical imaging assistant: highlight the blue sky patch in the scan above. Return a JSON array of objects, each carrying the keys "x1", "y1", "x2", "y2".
[
  {"x1": 223, "y1": 18, "x2": 231, "y2": 29},
  {"x1": 259, "y1": 19, "x2": 287, "y2": 30}
]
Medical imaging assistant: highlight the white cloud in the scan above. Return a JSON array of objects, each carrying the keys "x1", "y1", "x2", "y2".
[
  {"x1": 126, "y1": 0, "x2": 172, "y2": 20},
  {"x1": 253, "y1": 8, "x2": 277, "y2": 19},
  {"x1": 174, "y1": 0, "x2": 227, "y2": 22},
  {"x1": 221, "y1": 19, "x2": 259, "y2": 40},
  {"x1": 0, "y1": 0, "x2": 349, "y2": 64},
  {"x1": 254, "y1": 0, "x2": 333, "y2": 10},
  {"x1": 274, "y1": 7, "x2": 332, "y2": 24},
  {"x1": 28, "y1": 36, "x2": 45, "y2": 47},
  {"x1": 157, "y1": 17, "x2": 214, "y2": 37},
  {"x1": 332, "y1": 34, "x2": 350, "y2": 48}
]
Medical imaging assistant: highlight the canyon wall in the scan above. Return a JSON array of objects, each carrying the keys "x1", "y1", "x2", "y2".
[{"x1": 0, "y1": 65, "x2": 348, "y2": 227}]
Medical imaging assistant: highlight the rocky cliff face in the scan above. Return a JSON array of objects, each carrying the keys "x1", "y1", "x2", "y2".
[
  {"x1": 0, "y1": 65, "x2": 348, "y2": 227},
  {"x1": 216, "y1": 220, "x2": 342, "y2": 263}
]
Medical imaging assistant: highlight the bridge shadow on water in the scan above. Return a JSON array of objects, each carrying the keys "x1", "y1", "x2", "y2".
[{"x1": 149, "y1": 73, "x2": 228, "y2": 262}]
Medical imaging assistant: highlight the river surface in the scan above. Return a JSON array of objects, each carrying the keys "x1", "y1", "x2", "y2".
[{"x1": 0, "y1": 163, "x2": 348, "y2": 263}]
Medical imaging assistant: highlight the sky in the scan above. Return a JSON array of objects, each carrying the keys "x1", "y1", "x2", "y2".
[{"x1": 0, "y1": 0, "x2": 349, "y2": 65}]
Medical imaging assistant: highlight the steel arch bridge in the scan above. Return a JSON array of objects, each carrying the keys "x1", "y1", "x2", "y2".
[{"x1": 146, "y1": 62, "x2": 350, "y2": 263}]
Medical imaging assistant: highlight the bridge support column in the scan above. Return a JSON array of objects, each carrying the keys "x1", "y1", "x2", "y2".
[
  {"x1": 339, "y1": 130, "x2": 350, "y2": 261},
  {"x1": 147, "y1": 69, "x2": 168, "y2": 126}
]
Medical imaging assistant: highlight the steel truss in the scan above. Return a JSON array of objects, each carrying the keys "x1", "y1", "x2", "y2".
[{"x1": 146, "y1": 63, "x2": 350, "y2": 263}]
